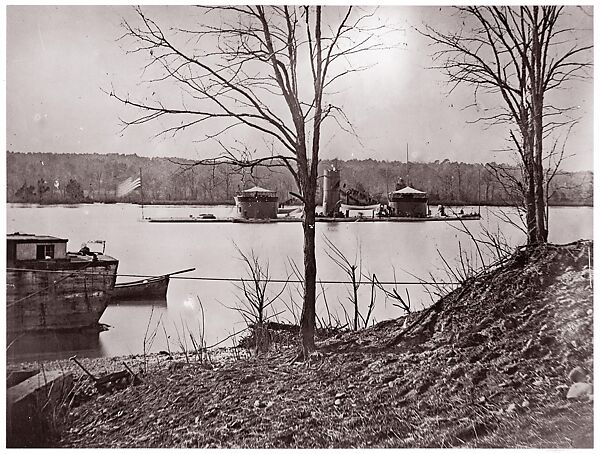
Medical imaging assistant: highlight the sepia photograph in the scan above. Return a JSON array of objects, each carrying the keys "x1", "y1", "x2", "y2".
[{"x1": 5, "y1": 3, "x2": 594, "y2": 448}]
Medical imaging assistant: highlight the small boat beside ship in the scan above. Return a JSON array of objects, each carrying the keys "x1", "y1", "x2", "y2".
[
  {"x1": 114, "y1": 275, "x2": 169, "y2": 301},
  {"x1": 113, "y1": 267, "x2": 195, "y2": 302},
  {"x1": 6, "y1": 233, "x2": 119, "y2": 339}
]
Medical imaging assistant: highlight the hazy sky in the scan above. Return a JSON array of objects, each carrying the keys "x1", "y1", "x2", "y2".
[{"x1": 5, "y1": 5, "x2": 595, "y2": 172}]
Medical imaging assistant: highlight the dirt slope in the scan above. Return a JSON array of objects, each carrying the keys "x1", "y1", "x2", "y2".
[{"x1": 55, "y1": 240, "x2": 593, "y2": 448}]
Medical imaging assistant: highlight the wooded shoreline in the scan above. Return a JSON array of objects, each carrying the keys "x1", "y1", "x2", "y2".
[{"x1": 7, "y1": 152, "x2": 593, "y2": 207}]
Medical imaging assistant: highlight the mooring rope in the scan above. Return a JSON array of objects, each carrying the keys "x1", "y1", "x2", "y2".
[{"x1": 6, "y1": 267, "x2": 459, "y2": 286}]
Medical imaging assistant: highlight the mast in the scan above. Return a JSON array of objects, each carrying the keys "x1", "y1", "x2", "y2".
[
  {"x1": 477, "y1": 166, "x2": 481, "y2": 216},
  {"x1": 385, "y1": 167, "x2": 389, "y2": 195},
  {"x1": 406, "y1": 143, "x2": 410, "y2": 186}
]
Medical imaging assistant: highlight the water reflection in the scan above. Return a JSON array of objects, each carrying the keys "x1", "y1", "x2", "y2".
[
  {"x1": 110, "y1": 299, "x2": 168, "y2": 308},
  {"x1": 7, "y1": 328, "x2": 105, "y2": 362}
]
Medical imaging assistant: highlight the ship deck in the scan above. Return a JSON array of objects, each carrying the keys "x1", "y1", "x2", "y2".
[{"x1": 145, "y1": 214, "x2": 481, "y2": 224}]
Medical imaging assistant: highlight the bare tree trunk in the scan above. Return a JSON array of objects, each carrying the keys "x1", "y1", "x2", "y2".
[
  {"x1": 524, "y1": 130, "x2": 538, "y2": 245},
  {"x1": 525, "y1": 170, "x2": 537, "y2": 245},
  {"x1": 300, "y1": 196, "x2": 317, "y2": 356},
  {"x1": 531, "y1": 6, "x2": 548, "y2": 244},
  {"x1": 353, "y1": 270, "x2": 359, "y2": 331},
  {"x1": 533, "y1": 151, "x2": 547, "y2": 242}
]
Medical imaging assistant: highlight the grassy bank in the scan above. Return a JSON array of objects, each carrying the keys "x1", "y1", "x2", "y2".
[{"x1": 8, "y1": 240, "x2": 593, "y2": 448}]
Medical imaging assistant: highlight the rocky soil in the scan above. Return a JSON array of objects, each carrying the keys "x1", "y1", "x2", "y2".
[{"x1": 11, "y1": 240, "x2": 594, "y2": 448}]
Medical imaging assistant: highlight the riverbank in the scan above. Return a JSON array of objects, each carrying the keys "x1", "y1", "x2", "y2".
[{"x1": 8, "y1": 240, "x2": 593, "y2": 448}]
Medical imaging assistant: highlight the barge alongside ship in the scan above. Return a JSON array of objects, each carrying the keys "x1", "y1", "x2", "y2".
[{"x1": 6, "y1": 233, "x2": 119, "y2": 339}]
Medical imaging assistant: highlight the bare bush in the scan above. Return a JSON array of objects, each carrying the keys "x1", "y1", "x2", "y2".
[
  {"x1": 323, "y1": 236, "x2": 378, "y2": 330},
  {"x1": 228, "y1": 244, "x2": 288, "y2": 354}
]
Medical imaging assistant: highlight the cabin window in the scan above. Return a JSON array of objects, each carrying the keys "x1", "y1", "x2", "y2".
[{"x1": 36, "y1": 244, "x2": 55, "y2": 260}]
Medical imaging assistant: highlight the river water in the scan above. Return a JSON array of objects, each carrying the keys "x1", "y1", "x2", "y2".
[{"x1": 6, "y1": 203, "x2": 593, "y2": 360}]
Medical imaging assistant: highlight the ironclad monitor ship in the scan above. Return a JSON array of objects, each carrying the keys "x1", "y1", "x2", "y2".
[
  {"x1": 234, "y1": 186, "x2": 279, "y2": 220},
  {"x1": 6, "y1": 233, "x2": 119, "y2": 338},
  {"x1": 388, "y1": 178, "x2": 429, "y2": 217}
]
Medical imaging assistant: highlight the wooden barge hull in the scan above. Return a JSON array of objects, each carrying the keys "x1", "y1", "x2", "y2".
[{"x1": 6, "y1": 256, "x2": 118, "y2": 337}]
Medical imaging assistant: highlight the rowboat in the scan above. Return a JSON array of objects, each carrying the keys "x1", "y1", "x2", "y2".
[
  {"x1": 113, "y1": 267, "x2": 195, "y2": 301},
  {"x1": 114, "y1": 275, "x2": 169, "y2": 300}
]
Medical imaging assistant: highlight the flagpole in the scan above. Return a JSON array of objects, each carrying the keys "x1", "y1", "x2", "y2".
[{"x1": 140, "y1": 167, "x2": 144, "y2": 220}]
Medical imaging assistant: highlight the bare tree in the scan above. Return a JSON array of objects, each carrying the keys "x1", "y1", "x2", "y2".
[
  {"x1": 113, "y1": 6, "x2": 390, "y2": 356},
  {"x1": 230, "y1": 244, "x2": 288, "y2": 354},
  {"x1": 422, "y1": 6, "x2": 591, "y2": 244},
  {"x1": 323, "y1": 235, "x2": 363, "y2": 331},
  {"x1": 373, "y1": 269, "x2": 412, "y2": 315},
  {"x1": 322, "y1": 235, "x2": 379, "y2": 330}
]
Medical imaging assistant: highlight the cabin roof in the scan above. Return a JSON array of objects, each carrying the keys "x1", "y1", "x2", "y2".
[
  {"x1": 7, "y1": 233, "x2": 68, "y2": 243},
  {"x1": 242, "y1": 186, "x2": 276, "y2": 193},
  {"x1": 390, "y1": 186, "x2": 427, "y2": 195}
]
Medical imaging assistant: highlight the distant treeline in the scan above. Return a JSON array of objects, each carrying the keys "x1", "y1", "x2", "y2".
[{"x1": 6, "y1": 151, "x2": 593, "y2": 206}]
